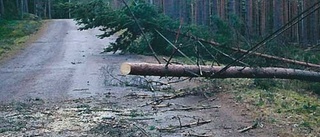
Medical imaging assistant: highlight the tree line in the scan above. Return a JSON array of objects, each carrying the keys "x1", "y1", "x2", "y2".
[
  {"x1": 1, "y1": 0, "x2": 319, "y2": 45},
  {"x1": 110, "y1": 0, "x2": 320, "y2": 45},
  {"x1": 0, "y1": 0, "x2": 71, "y2": 19}
]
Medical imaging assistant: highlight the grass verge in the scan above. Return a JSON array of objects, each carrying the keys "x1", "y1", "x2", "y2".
[
  {"x1": 217, "y1": 78, "x2": 320, "y2": 136},
  {"x1": 0, "y1": 19, "x2": 42, "y2": 60}
]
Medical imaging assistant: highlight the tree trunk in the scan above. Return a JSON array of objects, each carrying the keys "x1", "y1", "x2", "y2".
[
  {"x1": 69, "y1": 0, "x2": 71, "y2": 18},
  {"x1": 20, "y1": 0, "x2": 23, "y2": 18},
  {"x1": 24, "y1": 0, "x2": 29, "y2": 13},
  {"x1": 44, "y1": 0, "x2": 47, "y2": 18},
  {"x1": 0, "y1": 0, "x2": 4, "y2": 16},
  {"x1": 34, "y1": 0, "x2": 37, "y2": 16},
  {"x1": 230, "y1": 47, "x2": 320, "y2": 69},
  {"x1": 121, "y1": 63, "x2": 320, "y2": 82},
  {"x1": 48, "y1": 0, "x2": 51, "y2": 19}
]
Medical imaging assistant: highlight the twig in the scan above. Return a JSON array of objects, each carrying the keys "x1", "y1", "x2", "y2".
[
  {"x1": 167, "y1": 78, "x2": 189, "y2": 84},
  {"x1": 155, "y1": 29, "x2": 196, "y2": 64},
  {"x1": 120, "y1": 0, "x2": 161, "y2": 64},
  {"x1": 163, "y1": 57, "x2": 184, "y2": 65},
  {"x1": 125, "y1": 93, "x2": 173, "y2": 100},
  {"x1": 183, "y1": 132, "x2": 213, "y2": 137},
  {"x1": 133, "y1": 123, "x2": 151, "y2": 137},
  {"x1": 161, "y1": 105, "x2": 221, "y2": 112},
  {"x1": 157, "y1": 119, "x2": 212, "y2": 132},
  {"x1": 152, "y1": 103, "x2": 173, "y2": 109},
  {"x1": 140, "y1": 90, "x2": 198, "y2": 107},
  {"x1": 177, "y1": 116, "x2": 182, "y2": 129},
  {"x1": 124, "y1": 117, "x2": 155, "y2": 121},
  {"x1": 73, "y1": 88, "x2": 89, "y2": 91},
  {"x1": 166, "y1": 18, "x2": 183, "y2": 67},
  {"x1": 196, "y1": 43, "x2": 202, "y2": 76},
  {"x1": 90, "y1": 109, "x2": 122, "y2": 113},
  {"x1": 230, "y1": 47, "x2": 320, "y2": 69},
  {"x1": 166, "y1": 45, "x2": 180, "y2": 68},
  {"x1": 197, "y1": 41, "x2": 220, "y2": 66},
  {"x1": 238, "y1": 121, "x2": 259, "y2": 133},
  {"x1": 125, "y1": 93, "x2": 150, "y2": 99},
  {"x1": 197, "y1": 41, "x2": 248, "y2": 66},
  {"x1": 104, "y1": 67, "x2": 127, "y2": 84},
  {"x1": 141, "y1": 98, "x2": 164, "y2": 107}
]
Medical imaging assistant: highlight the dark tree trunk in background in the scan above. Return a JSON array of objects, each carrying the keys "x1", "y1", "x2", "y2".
[
  {"x1": 43, "y1": 0, "x2": 47, "y2": 18},
  {"x1": 20, "y1": 0, "x2": 23, "y2": 18},
  {"x1": 24, "y1": 0, "x2": 28, "y2": 13},
  {"x1": 0, "y1": 0, "x2": 4, "y2": 16},
  {"x1": 259, "y1": 0, "x2": 266, "y2": 36},
  {"x1": 48, "y1": 0, "x2": 51, "y2": 19},
  {"x1": 245, "y1": 0, "x2": 253, "y2": 36}
]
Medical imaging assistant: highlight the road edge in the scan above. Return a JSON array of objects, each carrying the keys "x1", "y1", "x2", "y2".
[{"x1": 0, "y1": 20, "x2": 51, "y2": 64}]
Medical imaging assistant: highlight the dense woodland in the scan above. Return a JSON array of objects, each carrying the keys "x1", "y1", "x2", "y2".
[
  {"x1": 109, "y1": 0, "x2": 320, "y2": 45},
  {"x1": 0, "y1": 0, "x2": 319, "y2": 45},
  {"x1": 0, "y1": 0, "x2": 70, "y2": 19}
]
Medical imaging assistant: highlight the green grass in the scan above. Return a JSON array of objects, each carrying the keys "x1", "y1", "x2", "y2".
[
  {"x1": 0, "y1": 19, "x2": 41, "y2": 57},
  {"x1": 219, "y1": 78, "x2": 320, "y2": 136}
]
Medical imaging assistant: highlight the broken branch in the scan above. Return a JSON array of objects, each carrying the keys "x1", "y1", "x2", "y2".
[
  {"x1": 161, "y1": 105, "x2": 221, "y2": 112},
  {"x1": 230, "y1": 47, "x2": 320, "y2": 69},
  {"x1": 157, "y1": 119, "x2": 212, "y2": 132}
]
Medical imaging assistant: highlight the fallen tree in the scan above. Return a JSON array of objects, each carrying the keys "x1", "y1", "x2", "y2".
[
  {"x1": 162, "y1": 28, "x2": 320, "y2": 69},
  {"x1": 230, "y1": 47, "x2": 320, "y2": 69},
  {"x1": 121, "y1": 63, "x2": 320, "y2": 82}
]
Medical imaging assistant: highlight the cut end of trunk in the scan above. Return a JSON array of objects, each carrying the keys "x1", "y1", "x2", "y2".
[{"x1": 120, "y1": 63, "x2": 131, "y2": 75}]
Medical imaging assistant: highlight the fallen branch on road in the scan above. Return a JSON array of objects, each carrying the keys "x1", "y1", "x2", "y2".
[
  {"x1": 140, "y1": 90, "x2": 199, "y2": 107},
  {"x1": 157, "y1": 119, "x2": 212, "y2": 132},
  {"x1": 161, "y1": 105, "x2": 221, "y2": 112},
  {"x1": 182, "y1": 132, "x2": 214, "y2": 137},
  {"x1": 238, "y1": 120, "x2": 262, "y2": 133}
]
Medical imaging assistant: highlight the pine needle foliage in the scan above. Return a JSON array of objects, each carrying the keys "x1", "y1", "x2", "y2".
[
  {"x1": 71, "y1": 0, "x2": 216, "y2": 55},
  {"x1": 72, "y1": 0, "x2": 176, "y2": 54}
]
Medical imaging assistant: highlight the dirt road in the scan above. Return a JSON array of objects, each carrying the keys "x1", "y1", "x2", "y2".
[
  {"x1": 0, "y1": 20, "x2": 276, "y2": 137},
  {"x1": 0, "y1": 19, "x2": 117, "y2": 102}
]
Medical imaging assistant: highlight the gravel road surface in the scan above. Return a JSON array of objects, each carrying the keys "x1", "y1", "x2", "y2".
[{"x1": 0, "y1": 19, "x2": 118, "y2": 102}]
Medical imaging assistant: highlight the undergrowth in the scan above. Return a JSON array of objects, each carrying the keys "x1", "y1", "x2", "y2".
[
  {"x1": 219, "y1": 78, "x2": 320, "y2": 136},
  {"x1": 0, "y1": 19, "x2": 41, "y2": 58}
]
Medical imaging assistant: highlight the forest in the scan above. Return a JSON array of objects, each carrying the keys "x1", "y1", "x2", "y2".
[
  {"x1": 1, "y1": 0, "x2": 320, "y2": 136},
  {"x1": 1, "y1": 0, "x2": 319, "y2": 45},
  {"x1": 0, "y1": 0, "x2": 75, "y2": 19},
  {"x1": 108, "y1": 0, "x2": 320, "y2": 45}
]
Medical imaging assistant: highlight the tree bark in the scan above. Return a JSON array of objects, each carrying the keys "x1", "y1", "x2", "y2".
[
  {"x1": 160, "y1": 28, "x2": 320, "y2": 69},
  {"x1": 121, "y1": 63, "x2": 320, "y2": 82},
  {"x1": 48, "y1": 0, "x2": 51, "y2": 19},
  {"x1": 20, "y1": 0, "x2": 23, "y2": 18},
  {"x1": 24, "y1": 0, "x2": 28, "y2": 13},
  {"x1": 230, "y1": 47, "x2": 320, "y2": 69},
  {"x1": 0, "y1": 0, "x2": 4, "y2": 16}
]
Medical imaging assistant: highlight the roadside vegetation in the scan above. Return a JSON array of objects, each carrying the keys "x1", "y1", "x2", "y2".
[
  {"x1": 0, "y1": 17, "x2": 41, "y2": 59},
  {"x1": 71, "y1": 0, "x2": 320, "y2": 136},
  {"x1": 216, "y1": 79, "x2": 320, "y2": 136}
]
